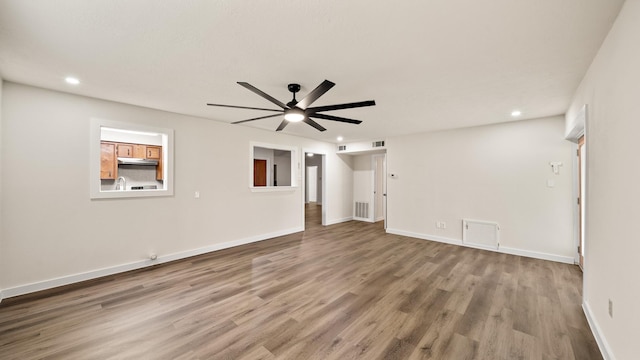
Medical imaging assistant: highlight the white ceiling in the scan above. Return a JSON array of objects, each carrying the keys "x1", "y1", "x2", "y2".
[{"x1": 0, "y1": 0, "x2": 624, "y2": 143}]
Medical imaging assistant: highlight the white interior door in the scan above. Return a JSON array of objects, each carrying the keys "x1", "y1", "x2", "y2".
[{"x1": 373, "y1": 155, "x2": 386, "y2": 223}]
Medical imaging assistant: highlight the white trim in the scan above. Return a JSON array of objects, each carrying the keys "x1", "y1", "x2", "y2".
[
  {"x1": 565, "y1": 104, "x2": 587, "y2": 142},
  {"x1": 325, "y1": 216, "x2": 353, "y2": 225},
  {"x1": 583, "y1": 300, "x2": 615, "y2": 360},
  {"x1": 385, "y1": 228, "x2": 574, "y2": 264},
  {"x1": 250, "y1": 186, "x2": 298, "y2": 192},
  {"x1": 0, "y1": 226, "x2": 303, "y2": 301},
  {"x1": 386, "y1": 228, "x2": 462, "y2": 245},
  {"x1": 353, "y1": 216, "x2": 375, "y2": 223},
  {"x1": 499, "y1": 246, "x2": 574, "y2": 264}
]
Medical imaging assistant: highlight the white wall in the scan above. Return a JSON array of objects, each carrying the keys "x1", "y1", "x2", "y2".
[
  {"x1": 0, "y1": 82, "x2": 353, "y2": 297},
  {"x1": 353, "y1": 154, "x2": 374, "y2": 222},
  {"x1": 330, "y1": 154, "x2": 355, "y2": 224},
  {"x1": 386, "y1": 116, "x2": 575, "y2": 262},
  {"x1": 566, "y1": 2, "x2": 640, "y2": 359},
  {"x1": 274, "y1": 152, "x2": 291, "y2": 186}
]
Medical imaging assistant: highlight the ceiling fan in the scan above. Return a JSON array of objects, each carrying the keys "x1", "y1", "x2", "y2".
[{"x1": 207, "y1": 80, "x2": 375, "y2": 132}]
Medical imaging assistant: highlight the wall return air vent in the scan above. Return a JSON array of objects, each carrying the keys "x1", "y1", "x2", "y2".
[
  {"x1": 372, "y1": 140, "x2": 385, "y2": 148},
  {"x1": 338, "y1": 145, "x2": 347, "y2": 151}
]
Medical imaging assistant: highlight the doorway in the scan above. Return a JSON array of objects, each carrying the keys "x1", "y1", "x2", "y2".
[{"x1": 304, "y1": 152, "x2": 325, "y2": 228}]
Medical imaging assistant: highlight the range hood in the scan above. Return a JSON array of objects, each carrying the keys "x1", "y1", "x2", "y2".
[{"x1": 117, "y1": 157, "x2": 159, "y2": 166}]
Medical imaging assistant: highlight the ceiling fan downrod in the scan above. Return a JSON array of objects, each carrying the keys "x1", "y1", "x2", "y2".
[{"x1": 287, "y1": 83, "x2": 301, "y2": 107}]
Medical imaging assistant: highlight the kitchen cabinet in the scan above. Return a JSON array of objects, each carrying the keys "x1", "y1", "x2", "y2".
[
  {"x1": 117, "y1": 143, "x2": 159, "y2": 160},
  {"x1": 106, "y1": 141, "x2": 163, "y2": 180},
  {"x1": 132, "y1": 144, "x2": 146, "y2": 158},
  {"x1": 116, "y1": 143, "x2": 134, "y2": 158},
  {"x1": 146, "y1": 146, "x2": 163, "y2": 180},
  {"x1": 146, "y1": 146, "x2": 161, "y2": 160},
  {"x1": 100, "y1": 142, "x2": 117, "y2": 179},
  {"x1": 156, "y1": 155, "x2": 163, "y2": 180}
]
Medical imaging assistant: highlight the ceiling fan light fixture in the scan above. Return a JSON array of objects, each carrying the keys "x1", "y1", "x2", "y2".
[{"x1": 284, "y1": 108, "x2": 305, "y2": 122}]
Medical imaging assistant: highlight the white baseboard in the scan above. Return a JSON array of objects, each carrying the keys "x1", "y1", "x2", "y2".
[
  {"x1": 583, "y1": 300, "x2": 615, "y2": 360},
  {"x1": 0, "y1": 226, "x2": 303, "y2": 302},
  {"x1": 386, "y1": 228, "x2": 462, "y2": 246},
  {"x1": 499, "y1": 246, "x2": 574, "y2": 264},
  {"x1": 385, "y1": 228, "x2": 574, "y2": 264},
  {"x1": 325, "y1": 216, "x2": 353, "y2": 225},
  {"x1": 353, "y1": 216, "x2": 374, "y2": 223}
]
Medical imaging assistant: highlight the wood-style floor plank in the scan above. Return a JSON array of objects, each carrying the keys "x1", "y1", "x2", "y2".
[{"x1": 0, "y1": 203, "x2": 602, "y2": 359}]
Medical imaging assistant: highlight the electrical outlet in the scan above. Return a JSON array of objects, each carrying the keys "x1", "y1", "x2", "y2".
[{"x1": 608, "y1": 299, "x2": 613, "y2": 318}]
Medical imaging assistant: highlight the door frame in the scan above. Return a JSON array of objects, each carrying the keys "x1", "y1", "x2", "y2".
[{"x1": 577, "y1": 135, "x2": 585, "y2": 270}]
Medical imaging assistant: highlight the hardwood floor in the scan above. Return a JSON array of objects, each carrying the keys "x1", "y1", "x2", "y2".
[{"x1": 0, "y1": 203, "x2": 601, "y2": 359}]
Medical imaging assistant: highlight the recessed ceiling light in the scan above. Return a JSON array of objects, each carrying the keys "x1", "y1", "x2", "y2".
[
  {"x1": 65, "y1": 77, "x2": 80, "y2": 85},
  {"x1": 511, "y1": 110, "x2": 522, "y2": 117},
  {"x1": 307, "y1": 153, "x2": 314, "y2": 157},
  {"x1": 336, "y1": 136, "x2": 343, "y2": 142}
]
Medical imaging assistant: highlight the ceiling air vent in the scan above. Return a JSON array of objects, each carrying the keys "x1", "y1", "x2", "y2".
[
  {"x1": 338, "y1": 145, "x2": 347, "y2": 151},
  {"x1": 372, "y1": 140, "x2": 385, "y2": 148}
]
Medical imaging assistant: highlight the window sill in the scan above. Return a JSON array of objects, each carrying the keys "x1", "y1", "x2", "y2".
[
  {"x1": 250, "y1": 186, "x2": 298, "y2": 193},
  {"x1": 91, "y1": 189, "x2": 173, "y2": 199}
]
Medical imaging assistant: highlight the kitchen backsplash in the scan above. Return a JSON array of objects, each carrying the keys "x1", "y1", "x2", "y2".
[{"x1": 101, "y1": 166, "x2": 164, "y2": 191}]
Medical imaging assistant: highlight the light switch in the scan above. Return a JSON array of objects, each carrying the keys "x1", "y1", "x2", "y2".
[
  {"x1": 546, "y1": 180, "x2": 555, "y2": 188},
  {"x1": 195, "y1": 191, "x2": 200, "y2": 198}
]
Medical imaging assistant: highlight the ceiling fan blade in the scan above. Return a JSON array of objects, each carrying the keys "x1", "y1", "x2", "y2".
[
  {"x1": 307, "y1": 100, "x2": 376, "y2": 113},
  {"x1": 237, "y1": 82, "x2": 288, "y2": 109},
  {"x1": 232, "y1": 113, "x2": 283, "y2": 124},
  {"x1": 295, "y1": 80, "x2": 335, "y2": 110},
  {"x1": 207, "y1": 103, "x2": 282, "y2": 112},
  {"x1": 275, "y1": 120, "x2": 289, "y2": 132},
  {"x1": 310, "y1": 113, "x2": 363, "y2": 124},
  {"x1": 303, "y1": 118, "x2": 327, "y2": 132}
]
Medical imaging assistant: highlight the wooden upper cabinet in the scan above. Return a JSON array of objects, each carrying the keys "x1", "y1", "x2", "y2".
[
  {"x1": 105, "y1": 141, "x2": 163, "y2": 180},
  {"x1": 100, "y1": 142, "x2": 117, "y2": 179},
  {"x1": 116, "y1": 143, "x2": 133, "y2": 158},
  {"x1": 132, "y1": 144, "x2": 146, "y2": 158},
  {"x1": 146, "y1": 146, "x2": 163, "y2": 180},
  {"x1": 146, "y1": 146, "x2": 161, "y2": 160}
]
